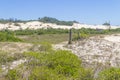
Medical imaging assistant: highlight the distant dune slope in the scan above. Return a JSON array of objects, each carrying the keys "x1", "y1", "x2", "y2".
[{"x1": 0, "y1": 21, "x2": 119, "y2": 31}]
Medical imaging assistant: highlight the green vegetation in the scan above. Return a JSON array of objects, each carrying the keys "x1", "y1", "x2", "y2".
[
  {"x1": 25, "y1": 51, "x2": 82, "y2": 79},
  {"x1": 98, "y1": 68, "x2": 120, "y2": 80},
  {"x1": 74, "y1": 28, "x2": 109, "y2": 35},
  {"x1": 103, "y1": 22, "x2": 110, "y2": 26},
  {"x1": 0, "y1": 17, "x2": 78, "y2": 26},
  {"x1": 0, "y1": 38, "x2": 120, "y2": 80},
  {"x1": 14, "y1": 28, "x2": 69, "y2": 35},
  {"x1": 0, "y1": 51, "x2": 24, "y2": 65},
  {"x1": 0, "y1": 18, "x2": 26, "y2": 24},
  {"x1": 0, "y1": 26, "x2": 120, "y2": 80},
  {"x1": 5, "y1": 43, "x2": 93, "y2": 80},
  {"x1": 0, "y1": 31, "x2": 22, "y2": 42},
  {"x1": 0, "y1": 43, "x2": 92, "y2": 80},
  {"x1": 18, "y1": 34, "x2": 68, "y2": 44},
  {"x1": 6, "y1": 69, "x2": 19, "y2": 80},
  {"x1": 0, "y1": 28, "x2": 69, "y2": 43},
  {"x1": 14, "y1": 23, "x2": 21, "y2": 26},
  {"x1": 1, "y1": 27, "x2": 120, "y2": 43},
  {"x1": 72, "y1": 28, "x2": 120, "y2": 40},
  {"x1": 0, "y1": 18, "x2": 14, "y2": 24},
  {"x1": 38, "y1": 17, "x2": 78, "y2": 26}
]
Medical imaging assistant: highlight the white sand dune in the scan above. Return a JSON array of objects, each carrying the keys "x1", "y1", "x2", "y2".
[{"x1": 0, "y1": 21, "x2": 119, "y2": 30}]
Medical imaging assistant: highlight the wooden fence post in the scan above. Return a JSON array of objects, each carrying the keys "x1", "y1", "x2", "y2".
[{"x1": 68, "y1": 29, "x2": 72, "y2": 44}]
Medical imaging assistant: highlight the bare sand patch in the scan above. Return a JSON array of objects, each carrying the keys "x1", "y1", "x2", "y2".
[{"x1": 104, "y1": 35, "x2": 120, "y2": 42}]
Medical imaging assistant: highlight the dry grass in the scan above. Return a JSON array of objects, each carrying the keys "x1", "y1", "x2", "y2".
[
  {"x1": 0, "y1": 42, "x2": 33, "y2": 53},
  {"x1": 18, "y1": 34, "x2": 69, "y2": 44}
]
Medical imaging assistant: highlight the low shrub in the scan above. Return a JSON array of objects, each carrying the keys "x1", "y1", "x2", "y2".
[
  {"x1": 98, "y1": 68, "x2": 120, "y2": 80},
  {"x1": 0, "y1": 31, "x2": 22, "y2": 42},
  {"x1": 24, "y1": 49, "x2": 93, "y2": 80},
  {"x1": 14, "y1": 28, "x2": 69, "y2": 35},
  {"x1": 39, "y1": 42, "x2": 52, "y2": 52},
  {"x1": 14, "y1": 23, "x2": 21, "y2": 26},
  {"x1": 29, "y1": 66, "x2": 66, "y2": 80},
  {"x1": 6, "y1": 69, "x2": 19, "y2": 80}
]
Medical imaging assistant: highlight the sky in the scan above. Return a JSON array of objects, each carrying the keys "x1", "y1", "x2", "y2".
[{"x1": 0, "y1": 0, "x2": 120, "y2": 25}]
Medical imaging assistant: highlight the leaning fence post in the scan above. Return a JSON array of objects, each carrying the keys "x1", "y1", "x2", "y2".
[
  {"x1": 68, "y1": 28, "x2": 72, "y2": 44},
  {"x1": 78, "y1": 30, "x2": 80, "y2": 40}
]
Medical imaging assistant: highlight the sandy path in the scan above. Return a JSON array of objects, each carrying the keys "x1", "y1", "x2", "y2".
[{"x1": 53, "y1": 34, "x2": 120, "y2": 67}]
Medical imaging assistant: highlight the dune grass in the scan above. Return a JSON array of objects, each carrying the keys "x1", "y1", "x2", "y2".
[{"x1": 18, "y1": 34, "x2": 69, "y2": 44}]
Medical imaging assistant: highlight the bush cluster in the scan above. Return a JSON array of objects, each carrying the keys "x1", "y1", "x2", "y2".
[
  {"x1": 4, "y1": 43, "x2": 120, "y2": 80},
  {"x1": 0, "y1": 31, "x2": 22, "y2": 42},
  {"x1": 38, "y1": 17, "x2": 78, "y2": 26},
  {"x1": 13, "y1": 28, "x2": 69, "y2": 35},
  {"x1": 5, "y1": 43, "x2": 93, "y2": 80}
]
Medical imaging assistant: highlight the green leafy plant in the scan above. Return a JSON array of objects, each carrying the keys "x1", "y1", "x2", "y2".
[
  {"x1": 6, "y1": 69, "x2": 19, "y2": 80},
  {"x1": 0, "y1": 31, "x2": 22, "y2": 42},
  {"x1": 24, "y1": 49, "x2": 93, "y2": 80},
  {"x1": 98, "y1": 68, "x2": 120, "y2": 80}
]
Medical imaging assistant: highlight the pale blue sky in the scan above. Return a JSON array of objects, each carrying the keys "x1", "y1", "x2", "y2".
[{"x1": 0, "y1": 0, "x2": 119, "y2": 25}]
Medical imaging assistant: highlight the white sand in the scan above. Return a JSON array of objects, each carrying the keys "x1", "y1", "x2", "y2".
[
  {"x1": 0, "y1": 21, "x2": 119, "y2": 31},
  {"x1": 104, "y1": 35, "x2": 120, "y2": 42},
  {"x1": 53, "y1": 35, "x2": 120, "y2": 67}
]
